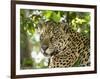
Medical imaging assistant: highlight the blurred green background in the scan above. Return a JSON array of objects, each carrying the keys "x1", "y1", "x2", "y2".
[{"x1": 20, "y1": 9, "x2": 90, "y2": 69}]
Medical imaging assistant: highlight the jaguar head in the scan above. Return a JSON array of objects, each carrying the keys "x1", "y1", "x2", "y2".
[{"x1": 38, "y1": 21, "x2": 68, "y2": 57}]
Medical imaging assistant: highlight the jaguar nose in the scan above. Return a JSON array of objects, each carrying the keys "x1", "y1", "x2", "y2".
[{"x1": 41, "y1": 45, "x2": 48, "y2": 51}]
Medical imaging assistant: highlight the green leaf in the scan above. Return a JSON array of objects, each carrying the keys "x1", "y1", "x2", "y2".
[
  {"x1": 51, "y1": 12, "x2": 61, "y2": 23},
  {"x1": 43, "y1": 11, "x2": 52, "y2": 19},
  {"x1": 73, "y1": 58, "x2": 81, "y2": 67}
]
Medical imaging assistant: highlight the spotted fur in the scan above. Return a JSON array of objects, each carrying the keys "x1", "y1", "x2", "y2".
[{"x1": 39, "y1": 21, "x2": 90, "y2": 68}]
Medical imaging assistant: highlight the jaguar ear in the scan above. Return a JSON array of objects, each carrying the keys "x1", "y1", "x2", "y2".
[
  {"x1": 37, "y1": 20, "x2": 45, "y2": 34},
  {"x1": 60, "y1": 22, "x2": 69, "y2": 31},
  {"x1": 45, "y1": 21, "x2": 57, "y2": 27}
]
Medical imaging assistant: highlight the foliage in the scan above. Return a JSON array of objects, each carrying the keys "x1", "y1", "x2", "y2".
[{"x1": 20, "y1": 9, "x2": 90, "y2": 69}]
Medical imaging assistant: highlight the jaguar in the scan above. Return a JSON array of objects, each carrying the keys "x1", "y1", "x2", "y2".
[{"x1": 38, "y1": 21, "x2": 90, "y2": 68}]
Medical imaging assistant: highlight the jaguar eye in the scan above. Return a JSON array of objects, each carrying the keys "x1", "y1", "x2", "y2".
[
  {"x1": 40, "y1": 35, "x2": 43, "y2": 40},
  {"x1": 50, "y1": 36, "x2": 53, "y2": 42}
]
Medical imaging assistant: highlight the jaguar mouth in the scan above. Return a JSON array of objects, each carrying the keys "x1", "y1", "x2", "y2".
[
  {"x1": 41, "y1": 48, "x2": 58, "y2": 57},
  {"x1": 43, "y1": 52, "x2": 51, "y2": 57}
]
